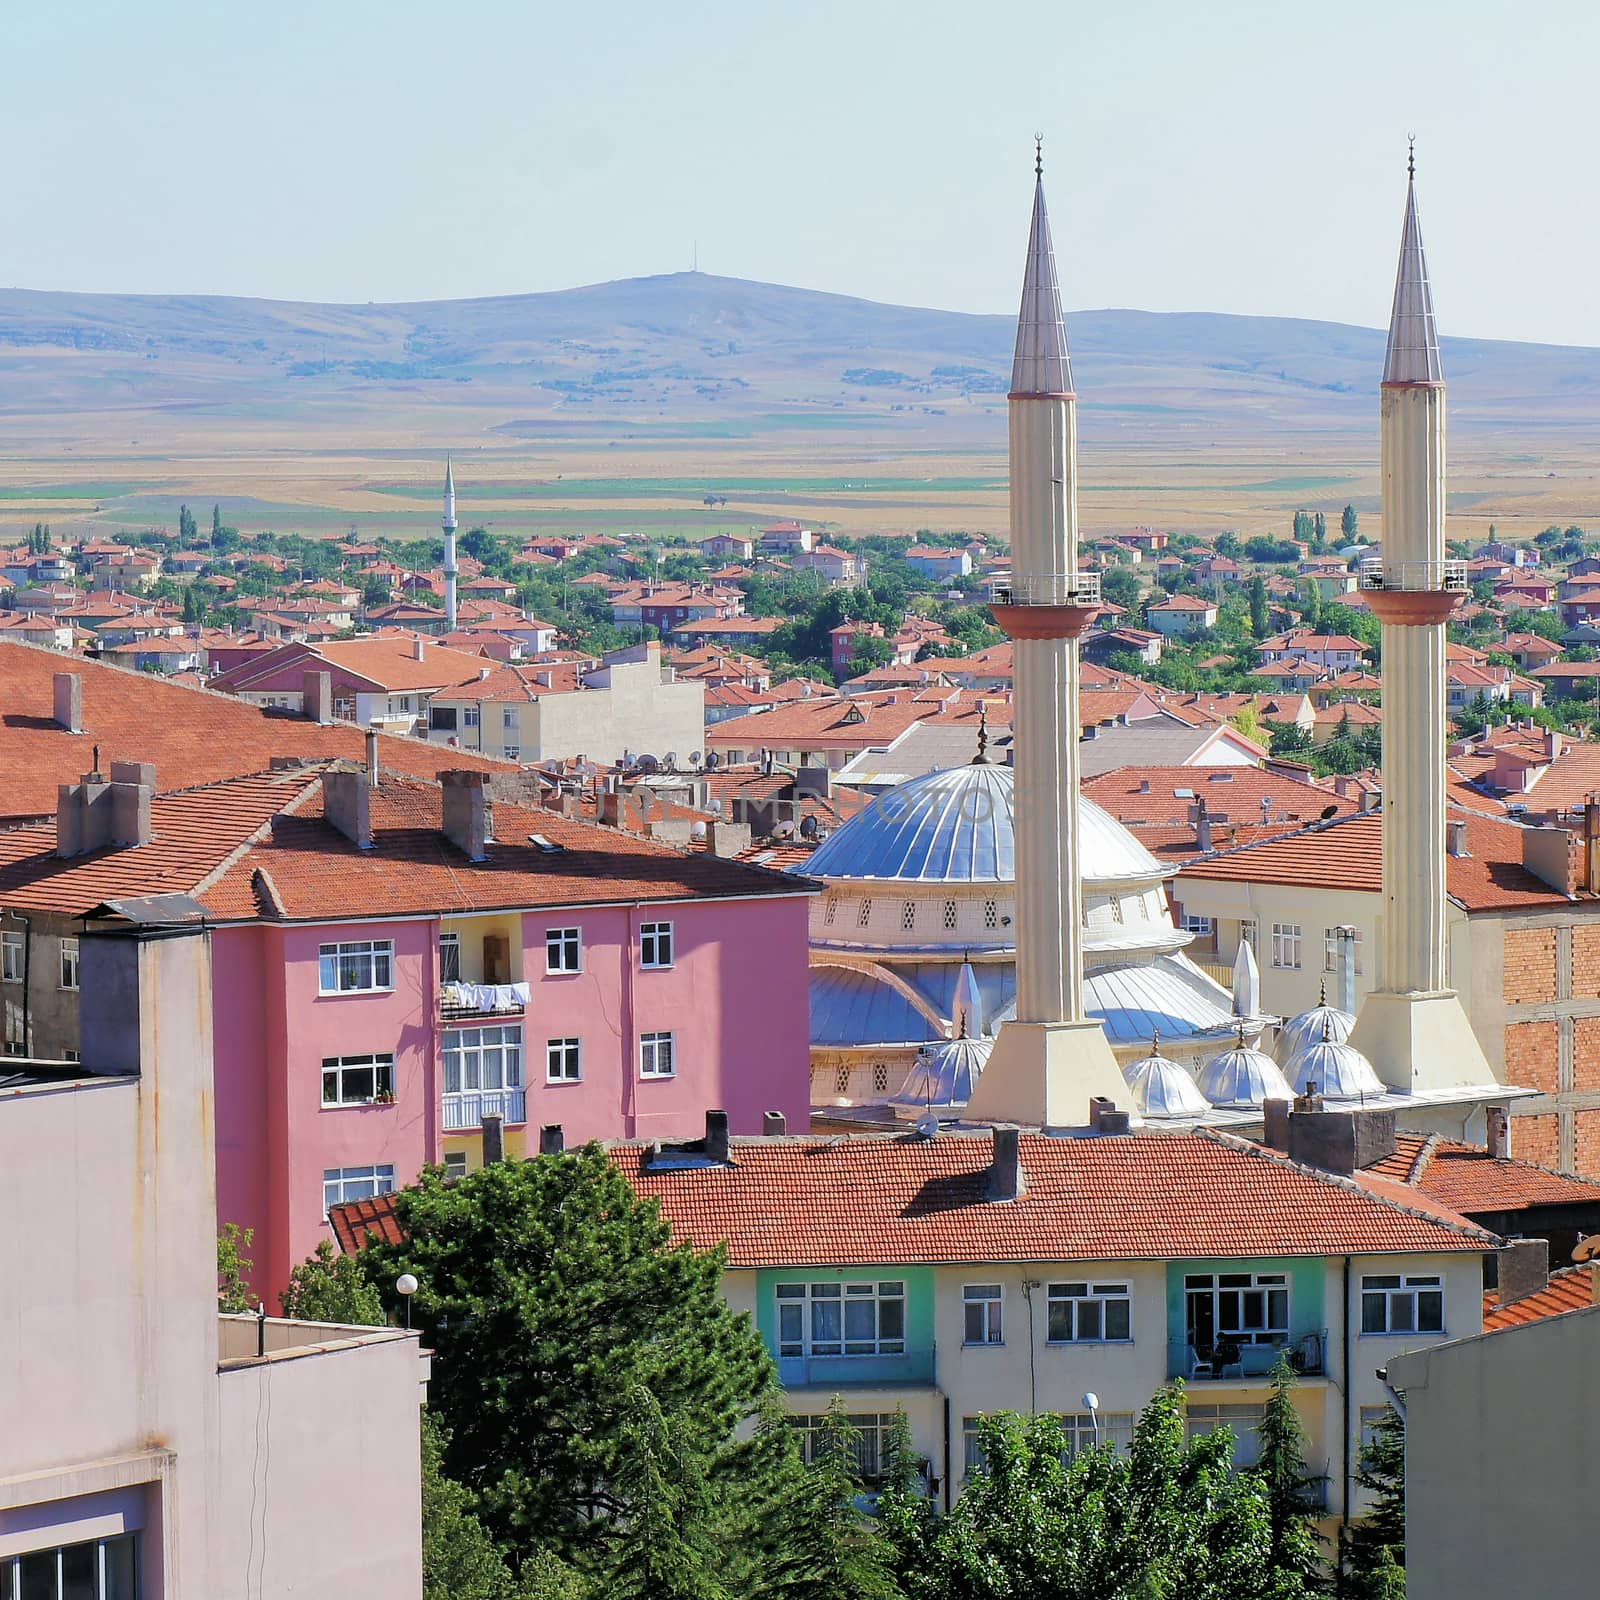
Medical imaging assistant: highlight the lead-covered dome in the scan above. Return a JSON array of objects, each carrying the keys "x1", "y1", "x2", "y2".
[
  {"x1": 890, "y1": 1035, "x2": 994, "y2": 1113},
  {"x1": 1276, "y1": 987, "x2": 1356, "y2": 1065},
  {"x1": 1124, "y1": 1037, "x2": 1211, "y2": 1118},
  {"x1": 1287, "y1": 1035, "x2": 1384, "y2": 1101},
  {"x1": 797, "y1": 761, "x2": 1163, "y2": 884},
  {"x1": 1198, "y1": 1034, "x2": 1295, "y2": 1108}
]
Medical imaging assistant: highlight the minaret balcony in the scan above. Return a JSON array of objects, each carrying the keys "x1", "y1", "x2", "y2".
[
  {"x1": 1358, "y1": 558, "x2": 1468, "y2": 625},
  {"x1": 988, "y1": 572, "x2": 1102, "y2": 640}
]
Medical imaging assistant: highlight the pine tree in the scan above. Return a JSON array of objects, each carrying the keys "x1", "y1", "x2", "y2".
[
  {"x1": 1343, "y1": 1405, "x2": 1406, "y2": 1593},
  {"x1": 1314, "y1": 512, "x2": 1327, "y2": 543},
  {"x1": 1342, "y1": 504, "x2": 1359, "y2": 541},
  {"x1": 212, "y1": 503, "x2": 224, "y2": 543},
  {"x1": 279, "y1": 1237, "x2": 387, "y2": 1323},
  {"x1": 1255, "y1": 1357, "x2": 1328, "y2": 1593},
  {"x1": 1249, "y1": 575, "x2": 1270, "y2": 638},
  {"x1": 178, "y1": 504, "x2": 197, "y2": 543}
]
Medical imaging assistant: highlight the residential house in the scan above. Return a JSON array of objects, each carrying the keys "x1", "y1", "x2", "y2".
[
  {"x1": 1145, "y1": 594, "x2": 1218, "y2": 637},
  {"x1": 699, "y1": 533, "x2": 756, "y2": 561},
  {"x1": 759, "y1": 521, "x2": 815, "y2": 555},
  {"x1": 791, "y1": 545, "x2": 862, "y2": 585},
  {"x1": 1258, "y1": 632, "x2": 1370, "y2": 673},
  {"x1": 1250, "y1": 659, "x2": 1327, "y2": 695},
  {"x1": 1081, "y1": 626, "x2": 1163, "y2": 667},
  {"x1": 608, "y1": 581, "x2": 744, "y2": 632},
  {"x1": 1503, "y1": 632, "x2": 1563, "y2": 672},
  {"x1": 905, "y1": 547, "x2": 974, "y2": 581}
]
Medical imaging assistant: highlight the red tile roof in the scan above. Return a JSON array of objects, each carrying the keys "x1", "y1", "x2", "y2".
[
  {"x1": 1363, "y1": 1133, "x2": 1600, "y2": 1213},
  {"x1": 1084, "y1": 766, "x2": 1351, "y2": 829},
  {"x1": 0, "y1": 641, "x2": 513, "y2": 822},
  {"x1": 1483, "y1": 1264, "x2": 1599, "y2": 1331}
]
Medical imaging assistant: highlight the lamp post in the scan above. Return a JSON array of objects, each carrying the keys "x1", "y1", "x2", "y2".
[
  {"x1": 1082, "y1": 1391, "x2": 1101, "y2": 1447},
  {"x1": 397, "y1": 1272, "x2": 419, "y2": 1332}
]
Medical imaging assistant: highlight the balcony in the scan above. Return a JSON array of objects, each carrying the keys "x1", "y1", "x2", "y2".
[
  {"x1": 443, "y1": 1086, "x2": 527, "y2": 1131},
  {"x1": 777, "y1": 1348, "x2": 938, "y2": 1390},
  {"x1": 1169, "y1": 1329, "x2": 1327, "y2": 1383},
  {"x1": 440, "y1": 981, "x2": 530, "y2": 1022},
  {"x1": 1357, "y1": 559, "x2": 1469, "y2": 625},
  {"x1": 988, "y1": 572, "x2": 1102, "y2": 608}
]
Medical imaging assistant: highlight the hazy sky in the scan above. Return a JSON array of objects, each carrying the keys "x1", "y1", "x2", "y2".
[{"x1": 7, "y1": 0, "x2": 1598, "y2": 346}]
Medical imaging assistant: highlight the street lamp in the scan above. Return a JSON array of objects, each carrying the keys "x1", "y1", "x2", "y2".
[
  {"x1": 397, "y1": 1272, "x2": 419, "y2": 1332},
  {"x1": 1082, "y1": 1392, "x2": 1101, "y2": 1446}
]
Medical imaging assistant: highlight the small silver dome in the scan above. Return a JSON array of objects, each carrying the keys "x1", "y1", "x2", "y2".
[
  {"x1": 1124, "y1": 1036, "x2": 1211, "y2": 1119},
  {"x1": 1277, "y1": 986, "x2": 1356, "y2": 1065},
  {"x1": 890, "y1": 1035, "x2": 993, "y2": 1112},
  {"x1": 1197, "y1": 1030, "x2": 1295, "y2": 1108},
  {"x1": 1287, "y1": 1036, "x2": 1384, "y2": 1101}
]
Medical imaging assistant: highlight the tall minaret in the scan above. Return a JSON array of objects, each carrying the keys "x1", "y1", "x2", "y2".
[
  {"x1": 1349, "y1": 148, "x2": 1501, "y2": 1115},
  {"x1": 965, "y1": 144, "x2": 1133, "y2": 1130},
  {"x1": 442, "y1": 457, "x2": 459, "y2": 630}
]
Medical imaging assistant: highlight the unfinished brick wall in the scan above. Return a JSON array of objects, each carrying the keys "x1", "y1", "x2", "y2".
[
  {"x1": 1504, "y1": 1020, "x2": 1561, "y2": 1096},
  {"x1": 1574, "y1": 1016, "x2": 1600, "y2": 1094},
  {"x1": 1514, "y1": 1112, "x2": 1561, "y2": 1169},
  {"x1": 1574, "y1": 926, "x2": 1600, "y2": 1000},
  {"x1": 1503, "y1": 927, "x2": 1559, "y2": 1004},
  {"x1": 1575, "y1": 1110, "x2": 1600, "y2": 1180}
]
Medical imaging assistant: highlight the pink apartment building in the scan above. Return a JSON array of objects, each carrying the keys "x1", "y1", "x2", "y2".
[{"x1": 2, "y1": 751, "x2": 816, "y2": 1302}]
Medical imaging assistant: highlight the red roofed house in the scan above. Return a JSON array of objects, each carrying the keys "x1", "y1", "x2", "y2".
[{"x1": 1145, "y1": 593, "x2": 1219, "y2": 637}]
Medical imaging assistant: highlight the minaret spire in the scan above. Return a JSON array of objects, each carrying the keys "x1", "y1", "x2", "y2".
[
  {"x1": 442, "y1": 456, "x2": 459, "y2": 630},
  {"x1": 1010, "y1": 140, "x2": 1074, "y2": 399},
  {"x1": 1382, "y1": 141, "x2": 1443, "y2": 386}
]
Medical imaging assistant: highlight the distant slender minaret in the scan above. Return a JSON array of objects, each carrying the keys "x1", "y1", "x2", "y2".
[
  {"x1": 964, "y1": 143, "x2": 1133, "y2": 1129},
  {"x1": 442, "y1": 457, "x2": 459, "y2": 630},
  {"x1": 1349, "y1": 146, "x2": 1503, "y2": 1119}
]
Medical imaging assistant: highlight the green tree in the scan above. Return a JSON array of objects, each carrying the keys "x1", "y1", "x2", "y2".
[
  {"x1": 461, "y1": 526, "x2": 495, "y2": 562},
  {"x1": 352, "y1": 1146, "x2": 781, "y2": 1569},
  {"x1": 217, "y1": 1222, "x2": 254, "y2": 1312},
  {"x1": 1100, "y1": 566, "x2": 1143, "y2": 610},
  {"x1": 1249, "y1": 574, "x2": 1271, "y2": 638},
  {"x1": 1314, "y1": 511, "x2": 1328, "y2": 544},
  {"x1": 1255, "y1": 1357, "x2": 1327, "y2": 1593},
  {"x1": 279, "y1": 1238, "x2": 388, "y2": 1324},
  {"x1": 1341, "y1": 505, "x2": 1359, "y2": 541},
  {"x1": 178, "y1": 503, "x2": 198, "y2": 543},
  {"x1": 1342, "y1": 1406, "x2": 1406, "y2": 1594},
  {"x1": 1268, "y1": 721, "x2": 1314, "y2": 760},
  {"x1": 211, "y1": 503, "x2": 224, "y2": 543}
]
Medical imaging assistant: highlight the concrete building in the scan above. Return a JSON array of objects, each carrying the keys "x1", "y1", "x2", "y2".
[
  {"x1": 424, "y1": 641, "x2": 706, "y2": 767},
  {"x1": 0, "y1": 898, "x2": 425, "y2": 1598},
  {"x1": 1388, "y1": 1297, "x2": 1600, "y2": 1600}
]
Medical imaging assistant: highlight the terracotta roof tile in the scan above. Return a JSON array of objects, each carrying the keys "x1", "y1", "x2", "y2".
[
  {"x1": 1364, "y1": 1133, "x2": 1600, "y2": 1212},
  {"x1": 1483, "y1": 1264, "x2": 1599, "y2": 1331}
]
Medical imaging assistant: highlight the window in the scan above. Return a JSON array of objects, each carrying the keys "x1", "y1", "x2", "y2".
[
  {"x1": 1323, "y1": 927, "x2": 1364, "y2": 974},
  {"x1": 463, "y1": 705, "x2": 480, "y2": 729},
  {"x1": 1270, "y1": 923, "x2": 1302, "y2": 970},
  {"x1": 0, "y1": 1534, "x2": 138, "y2": 1600},
  {"x1": 334, "y1": 695, "x2": 356, "y2": 721},
  {"x1": 872, "y1": 1062, "x2": 889, "y2": 1095},
  {"x1": 835, "y1": 1064, "x2": 851, "y2": 1096},
  {"x1": 323, "y1": 1163, "x2": 396, "y2": 1215},
  {"x1": 943, "y1": 900, "x2": 958, "y2": 930},
  {"x1": 640, "y1": 921, "x2": 674, "y2": 969},
  {"x1": 1186, "y1": 1403, "x2": 1267, "y2": 1468},
  {"x1": 503, "y1": 706, "x2": 518, "y2": 730},
  {"x1": 1059, "y1": 1410, "x2": 1136, "y2": 1457},
  {"x1": 59, "y1": 936, "x2": 79, "y2": 992},
  {"x1": 963, "y1": 1415, "x2": 987, "y2": 1480},
  {"x1": 776, "y1": 1281, "x2": 906, "y2": 1358},
  {"x1": 443, "y1": 1152, "x2": 468, "y2": 1180},
  {"x1": 1185, "y1": 1271, "x2": 1290, "y2": 1354},
  {"x1": 318, "y1": 938, "x2": 394, "y2": 994},
  {"x1": 1183, "y1": 914, "x2": 1214, "y2": 937},
  {"x1": 1240, "y1": 919, "x2": 1258, "y2": 952},
  {"x1": 546, "y1": 927, "x2": 581, "y2": 973},
  {"x1": 857, "y1": 898, "x2": 873, "y2": 928},
  {"x1": 547, "y1": 1036, "x2": 581, "y2": 1082},
  {"x1": 1, "y1": 930, "x2": 20, "y2": 983},
  {"x1": 443, "y1": 1025, "x2": 523, "y2": 1094},
  {"x1": 1359, "y1": 1404, "x2": 1393, "y2": 1454},
  {"x1": 791, "y1": 1412, "x2": 900, "y2": 1482},
  {"x1": 983, "y1": 899, "x2": 999, "y2": 931},
  {"x1": 322, "y1": 1053, "x2": 395, "y2": 1106},
  {"x1": 1047, "y1": 1281, "x2": 1132, "y2": 1343},
  {"x1": 439, "y1": 931, "x2": 462, "y2": 984},
  {"x1": 824, "y1": 900, "x2": 837, "y2": 926},
  {"x1": 503, "y1": 745, "x2": 521, "y2": 762},
  {"x1": 963, "y1": 1283, "x2": 1004, "y2": 1345},
  {"x1": 900, "y1": 901, "x2": 917, "y2": 931},
  {"x1": 640, "y1": 1030, "x2": 675, "y2": 1077},
  {"x1": 1361, "y1": 1273, "x2": 1444, "y2": 1335},
  {"x1": 429, "y1": 706, "x2": 458, "y2": 731}
]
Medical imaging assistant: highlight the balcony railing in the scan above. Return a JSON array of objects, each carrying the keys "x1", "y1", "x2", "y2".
[
  {"x1": 1169, "y1": 1329, "x2": 1327, "y2": 1382},
  {"x1": 777, "y1": 1348, "x2": 938, "y2": 1390},
  {"x1": 1358, "y1": 558, "x2": 1469, "y2": 594},
  {"x1": 440, "y1": 981, "x2": 530, "y2": 1022},
  {"x1": 443, "y1": 1087, "x2": 527, "y2": 1131},
  {"x1": 989, "y1": 572, "x2": 1102, "y2": 608}
]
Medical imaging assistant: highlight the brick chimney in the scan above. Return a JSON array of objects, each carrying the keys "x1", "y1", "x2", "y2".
[
  {"x1": 56, "y1": 759, "x2": 155, "y2": 856},
  {"x1": 1286, "y1": 1105, "x2": 1397, "y2": 1175},
  {"x1": 303, "y1": 670, "x2": 334, "y2": 726},
  {"x1": 1486, "y1": 1104, "x2": 1509, "y2": 1160},
  {"x1": 704, "y1": 1109, "x2": 730, "y2": 1164},
  {"x1": 1497, "y1": 1237, "x2": 1549, "y2": 1306},
  {"x1": 413, "y1": 636, "x2": 427, "y2": 661},
  {"x1": 763, "y1": 1110, "x2": 786, "y2": 1136},
  {"x1": 322, "y1": 769, "x2": 372, "y2": 849},
  {"x1": 986, "y1": 1126, "x2": 1025, "y2": 1201},
  {"x1": 441, "y1": 770, "x2": 491, "y2": 861},
  {"x1": 53, "y1": 672, "x2": 83, "y2": 734}
]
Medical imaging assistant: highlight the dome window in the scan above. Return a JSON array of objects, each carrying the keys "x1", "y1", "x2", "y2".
[
  {"x1": 901, "y1": 901, "x2": 917, "y2": 931},
  {"x1": 983, "y1": 900, "x2": 999, "y2": 930},
  {"x1": 857, "y1": 899, "x2": 873, "y2": 928},
  {"x1": 943, "y1": 900, "x2": 958, "y2": 930}
]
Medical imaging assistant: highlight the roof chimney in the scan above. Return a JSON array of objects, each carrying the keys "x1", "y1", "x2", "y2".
[
  {"x1": 1088, "y1": 1096, "x2": 1131, "y2": 1135},
  {"x1": 482, "y1": 1113, "x2": 505, "y2": 1165},
  {"x1": 1446, "y1": 818, "x2": 1469, "y2": 857},
  {"x1": 762, "y1": 1110, "x2": 786, "y2": 1136},
  {"x1": 1497, "y1": 1236, "x2": 1549, "y2": 1307},
  {"x1": 441, "y1": 770, "x2": 491, "y2": 861},
  {"x1": 704, "y1": 1109, "x2": 731, "y2": 1165},
  {"x1": 413, "y1": 636, "x2": 426, "y2": 661},
  {"x1": 55, "y1": 760, "x2": 155, "y2": 856},
  {"x1": 1486, "y1": 1104, "x2": 1509, "y2": 1160},
  {"x1": 986, "y1": 1126, "x2": 1025, "y2": 1201},
  {"x1": 365, "y1": 728, "x2": 380, "y2": 788},
  {"x1": 303, "y1": 670, "x2": 334, "y2": 725},
  {"x1": 1262, "y1": 1097, "x2": 1291, "y2": 1153},
  {"x1": 539, "y1": 1124, "x2": 565, "y2": 1156},
  {"x1": 53, "y1": 672, "x2": 83, "y2": 734},
  {"x1": 322, "y1": 769, "x2": 373, "y2": 849},
  {"x1": 1287, "y1": 1105, "x2": 1397, "y2": 1175}
]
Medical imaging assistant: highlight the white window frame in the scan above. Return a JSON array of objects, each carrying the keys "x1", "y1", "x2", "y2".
[
  {"x1": 318, "y1": 938, "x2": 394, "y2": 995},
  {"x1": 444, "y1": 1024, "x2": 523, "y2": 1094},
  {"x1": 321, "y1": 1053, "x2": 396, "y2": 1106},
  {"x1": 1, "y1": 930, "x2": 20, "y2": 983},
  {"x1": 546, "y1": 927, "x2": 581, "y2": 974},
  {"x1": 1240, "y1": 919, "x2": 1258, "y2": 952},
  {"x1": 963, "y1": 1283, "x2": 1004, "y2": 1346},
  {"x1": 1059, "y1": 1409, "x2": 1136, "y2": 1457},
  {"x1": 463, "y1": 705, "x2": 480, "y2": 729},
  {"x1": 59, "y1": 936, "x2": 79, "y2": 992},
  {"x1": 323, "y1": 1162, "x2": 396, "y2": 1216},
  {"x1": 503, "y1": 745, "x2": 521, "y2": 762},
  {"x1": 1182, "y1": 914, "x2": 1214, "y2": 938},
  {"x1": 1186, "y1": 1402, "x2": 1267, "y2": 1468},
  {"x1": 1185, "y1": 1270, "x2": 1290, "y2": 1347},
  {"x1": 1361, "y1": 1273, "x2": 1444, "y2": 1336},
  {"x1": 503, "y1": 705, "x2": 518, "y2": 730},
  {"x1": 640, "y1": 1030, "x2": 675, "y2": 1078},
  {"x1": 640, "y1": 921, "x2": 674, "y2": 970},
  {"x1": 1359, "y1": 1404, "x2": 1392, "y2": 1454},
  {"x1": 790, "y1": 1410, "x2": 900, "y2": 1482},
  {"x1": 1323, "y1": 926, "x2": 1364, "y2": 974},
  {"x1": 439, "y1": 930, "x2": 462, "y2": 985},
  {"x1": 1046, "y1": 1281, "x2": 1133, "y2": 1343},
  {"x1": 1270, "y1": 922, "x2": 1302, "y2": 971},
  {"x1": 443, "y1": 1151, "x2": 468, "y2": 1180},
  {"x1": 546, "y1": 1036, "x2": 581, "y2": 1083},
  {"x1": 775, "y1": 1280, "x2": 907, "y2": 1359},
  {"x1": 0, "y1": 1532, "x2": 139, "y2": 1599}
]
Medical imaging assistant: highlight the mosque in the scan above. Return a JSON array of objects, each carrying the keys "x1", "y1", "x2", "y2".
[{"x1": 791, "y1": 144, "x2": 1526, "y2": 1142}]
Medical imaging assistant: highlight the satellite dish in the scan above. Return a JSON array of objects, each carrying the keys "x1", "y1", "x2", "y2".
[
  {"x1": 1320, "y1": 804, "x2": 1338, "y2": 820},
  {"x1": 775, "y1": 819, "x2": 796, "y2": 838},
  {"x1": 705, "y1": 750, "x2": 721, "y2": 769},
  {"x1": 664, "y1": 751, "x2": 677, "y2": 770},
  {"x1": 708, "y1": 797, "x2": 724, "y2": 814},
  {"x1": 689, "y1": 751, "x2": 703, "y2": 767},
  {"x1": 638, "y1": 753, "x2": 659, "y2": 772},
  {"x1": 915, "y1": 1113, "x2": 940, "y2": 1139},
  {"x1": 800, "y1": 815, "x2": 819, "y2": 840},
  {"x1": 1572, "y1": 1234, "x2": 1600, "y2": 1262},
  {"x1": 690, "y1": 820, "x2": 708, "y2": 841}
]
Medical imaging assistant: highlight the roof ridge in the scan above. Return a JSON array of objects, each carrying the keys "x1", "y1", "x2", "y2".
[
  {"x1": 1406, "y1": 1130, "x2": 1443, "y2": 1185},
  {"x1": 189, "y1": 773, "x2": 324, "y2": 900},
  {"x1": 1201, "y1": 1127, "x2": 1498, "y2": 1243}
]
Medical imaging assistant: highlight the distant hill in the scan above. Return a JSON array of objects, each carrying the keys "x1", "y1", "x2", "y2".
[{"x1": 2, "y1": 272, "x2": 1597, "y2": 440}]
